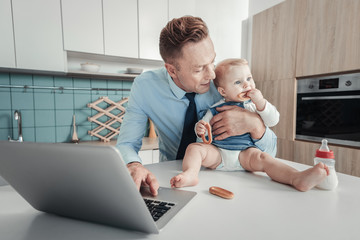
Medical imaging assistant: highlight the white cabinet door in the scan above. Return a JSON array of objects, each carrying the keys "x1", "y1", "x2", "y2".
[
  {"x1": 138, "y1": 150, "x2": 153, "y2": 165},
  {"x1": 103, "y1": 0, "x2": 138, "y2": 58},
  {"x1": 169, "y1": 0, "x2": 245, "y2": 62},
  {"x1": 138, "y1": 0, "x2": 168, "y2": 61},
  {"x1": 62, "y1": 0, "x2": 104, "y2": 54},
  {"x1": 12, "y1": 0, "x2": 65, "y2": 72},
  {"x1": 0, "y1": 0, "x2": 16, "y2": 68},
  {"x1": 152, "y1": 149, "x2": 159, "y2": 164}
]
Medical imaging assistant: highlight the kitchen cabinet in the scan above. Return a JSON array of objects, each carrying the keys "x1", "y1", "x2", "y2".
[
  {"x1": 251, "y1": 0, "x2": 299, "y2": 81},
  {"x1": 138, "y1": 149, "x2": 159, "y2": 165},
  {"x1": 0, "y1": 0, "x2": 16, "y2": 69},
  {"x1": 296, "y1": 0, "x2": 360, "y2": 77},
  {"x1": 138, "y1": 0, "x2": 168, "y2": 61},
  {"x1": 62, "y1": 0, "x2": 104, "y2": 54},
  {"x1": 169, "y1": 0, "x2": 244, "y2": 63},
  {"x1": 103, "y1": 0, "x2": 138, "y2": 58},
  {"x1": 11, "y1": 0, "x2": 65, "y2": 72}
]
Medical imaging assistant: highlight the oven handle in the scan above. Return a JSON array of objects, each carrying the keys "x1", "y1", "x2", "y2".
[{"x1": 301, "y1": 95, "x2": 360, "y2": 100}]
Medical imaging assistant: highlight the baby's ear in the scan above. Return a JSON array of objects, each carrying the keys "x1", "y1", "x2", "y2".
[{"x1": 217, "y1": 87, "x2": 226, "y2": 97}]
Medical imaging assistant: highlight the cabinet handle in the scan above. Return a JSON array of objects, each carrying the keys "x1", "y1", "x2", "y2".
[{"x1": 301, "y1": 95, "x2": 360, "y2": 100}]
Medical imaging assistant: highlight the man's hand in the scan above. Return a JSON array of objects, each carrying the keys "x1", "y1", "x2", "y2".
[
  {"x1": 127, "y1": 162, "x2": 159, "y2": 196},
  {"x1": 209, "y1": 105, "x2": 266, "y2": 141}
]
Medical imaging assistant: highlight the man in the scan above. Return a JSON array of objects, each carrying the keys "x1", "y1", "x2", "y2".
[{"x1": 116, "y1": 16, "x2": 277, "y2": 196}]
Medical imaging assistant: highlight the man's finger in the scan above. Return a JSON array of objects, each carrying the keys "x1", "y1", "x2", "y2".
[
  {"x1": 214, "y1": 131, "x2": 231, "y2": 141},
  {"x1": 134, "y1": 177, "x2": 142, "y2": 191},
  {"x1": 146, "y1": 173, "x2": 159, "y2": 196}
]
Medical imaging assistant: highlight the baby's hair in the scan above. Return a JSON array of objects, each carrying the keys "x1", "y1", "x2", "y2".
[{"x1": 214, "y1": 58, "x2": 248, "y2": 88}]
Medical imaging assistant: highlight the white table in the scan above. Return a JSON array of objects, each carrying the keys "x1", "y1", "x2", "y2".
[{"x1": 1, "y1": 159, "x2": 360, "y2": 240}]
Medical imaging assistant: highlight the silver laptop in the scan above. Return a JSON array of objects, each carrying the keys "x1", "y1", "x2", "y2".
[{"x1": 0, "y1": 141, "x2": 196, "y2": 234}]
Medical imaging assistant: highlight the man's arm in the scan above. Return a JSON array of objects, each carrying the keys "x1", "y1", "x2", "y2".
[{"x1": 209, "y1": 105, "x2": 277, "y2": 157}]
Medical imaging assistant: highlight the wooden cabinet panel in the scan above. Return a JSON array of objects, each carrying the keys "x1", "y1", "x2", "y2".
[
  {"x1": 294, "y1": 140, "x2": 360, "y2": 177},
  {"x1": 256, "y1": 78, "x2": 296, "y2": 140},
  {"x1": 276, "y1": 138, "x2": 294, "y2": 162},
  {"x1": 251, "y1": 0, "x2": 299, "y2": 82},
  {"x1": 296, "y1": 0, "x2": 360, "y2": 77}
]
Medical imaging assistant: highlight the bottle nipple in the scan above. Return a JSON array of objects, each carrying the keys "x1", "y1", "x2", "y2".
[
  {"x1": 316, "y1": 139, "x2": 334, "y2": 159},
  {"x1": 319, "y1": 139, "x2": 330, "y2": 152}
]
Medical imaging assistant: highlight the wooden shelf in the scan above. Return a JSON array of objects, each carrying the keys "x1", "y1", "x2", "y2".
[{"x1": 66, "y1": 70, "x2": 139, "y2": 80}]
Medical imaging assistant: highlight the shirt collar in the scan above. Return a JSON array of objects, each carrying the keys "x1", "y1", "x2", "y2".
[{"x1": 166, "y1": 68, "x2": 187, "y2": 99}]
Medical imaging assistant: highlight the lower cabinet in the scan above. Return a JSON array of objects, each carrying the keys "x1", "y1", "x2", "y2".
[{"x1": 139, "y1": 149, "x2": 160, "y2": 165}]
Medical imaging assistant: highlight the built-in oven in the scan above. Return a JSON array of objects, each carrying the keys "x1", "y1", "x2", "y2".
[{"x1": 296, "y1": 72, "x2": 360, "y2": 148}]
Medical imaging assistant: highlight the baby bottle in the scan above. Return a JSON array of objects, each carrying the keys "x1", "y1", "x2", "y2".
[{"x1": 314, "y1": 139, "x2": 338, "y2": 190}]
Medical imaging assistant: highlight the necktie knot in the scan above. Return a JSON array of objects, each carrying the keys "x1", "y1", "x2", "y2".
[{"x1": 185, "y1": 92, "x2": 195, "y2": 102}]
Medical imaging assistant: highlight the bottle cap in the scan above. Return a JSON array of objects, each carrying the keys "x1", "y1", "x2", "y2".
[{"x1": 315, "y1": 139, "x2": 334, "y2": 159}]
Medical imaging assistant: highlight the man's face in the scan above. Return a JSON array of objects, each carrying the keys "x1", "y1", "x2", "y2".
[{"x1": 166, "y1": 36, "x2": 216, "y2": 94}]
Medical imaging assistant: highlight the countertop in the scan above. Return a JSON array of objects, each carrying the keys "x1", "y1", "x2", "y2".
[
  {"x1": 1, "y1": 159, "x2": 360, "y2": 239},
  {"x1": 78, "y1": 137, "x2": 159, "y2": 151}
]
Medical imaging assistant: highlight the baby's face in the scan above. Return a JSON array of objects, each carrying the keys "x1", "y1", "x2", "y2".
[{"x1": 219, "y1": 65, "x2": 256, "y2": 102}]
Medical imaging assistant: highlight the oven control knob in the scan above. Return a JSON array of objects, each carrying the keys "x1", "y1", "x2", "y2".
[
  {"x1": 345, "y1": 80, "x2": 352, "y2": 86},
  {"x1": 308, "y1": 84, "x2": 314, "y2": 89}
]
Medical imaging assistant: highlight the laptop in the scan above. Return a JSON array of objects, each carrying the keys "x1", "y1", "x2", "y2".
[{"x1": 0, "y1": 141, "x2": 196, "y2": 234}]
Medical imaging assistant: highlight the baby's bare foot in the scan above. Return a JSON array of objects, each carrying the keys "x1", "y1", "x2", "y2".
[
  {"x1": 170, "y1": 171, "x2": 199, "y2": 188},
  {"x1": 293, "y1": 162, "x2": 329, "y2": 192}
]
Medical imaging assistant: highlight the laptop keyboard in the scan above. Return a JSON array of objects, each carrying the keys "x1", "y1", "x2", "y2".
[{"x1": 144, "y1": 198, "x2": 176, "y2": 222}]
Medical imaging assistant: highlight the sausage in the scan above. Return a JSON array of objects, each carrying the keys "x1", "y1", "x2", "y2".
[
  {"x1": 201, "y1": 122, "x2": 212, "y2": 144},
  {"x1": 209, "y1": 186, "x2": 234, "y2": 199}
]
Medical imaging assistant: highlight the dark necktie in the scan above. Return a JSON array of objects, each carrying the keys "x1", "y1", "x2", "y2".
[{"x1": 176, "y1": 93, "x2": 198, "y2": 159}]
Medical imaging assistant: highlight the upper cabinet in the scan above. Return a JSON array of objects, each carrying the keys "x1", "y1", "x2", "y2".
[
  {"x1": 296, "y1": 0, "x2": 360, "y2": 77},
  {"x1": 0, "y1": 0, "x2": 16, "y2": 69},
  {"x1": 103, "y1": 0, "x2": 138, "y2": 58},
  {"x1": 62, "y1": 0, "x2": 104, "y2": 54},
  {"x1": 11, "y1": 0, "x2": 65, "y2": 72},
  {"x1": 138, "y1": 0, "x2": 168, "y2": 61},
  {"x1": 169, "y1": 0, "x2": 245, "y2": 63},
  {"x1": 251, "y1": 0, "x2": 299, "y2": 82}
]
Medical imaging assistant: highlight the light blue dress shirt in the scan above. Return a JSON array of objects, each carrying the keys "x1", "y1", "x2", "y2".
[{"x1": 116, "y1": 67, "x2": 277, "y2": 164}]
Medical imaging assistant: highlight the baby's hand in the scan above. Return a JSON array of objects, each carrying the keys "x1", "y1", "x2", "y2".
[
  {"x1": 196, "y1": 120, "x2": 207, "y2": 136},
  {"x1": 247, "y1": 88, "x2": 266, "y2": 111}
]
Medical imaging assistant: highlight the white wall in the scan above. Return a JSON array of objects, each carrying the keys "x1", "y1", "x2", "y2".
[{"x1": 247, "y1": 0, "x2": 285, "y2": 65}]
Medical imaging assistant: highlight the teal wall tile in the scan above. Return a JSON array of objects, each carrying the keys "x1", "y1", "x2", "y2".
[
  {"x1": 11, "y1": 92, "x2": 34, "y2": 110},
  {"x1": 54, "y1": 76, "x2": 73, "y2": 94},
  {"x1": 107, "y1": 80, "x2": 123, "y2": 95},
  {"x1": 35, "y1": 127, "x2": 56, "y2": 142},
  {"x1": 91, "y1": 79, "x2": 107, "y2": 95},
  {"x1": 33, "y1": 75, "x2": 54, "y2": 93},
  {"x1": 12, "y1": 110, "x2": 34, "y2": 128},
  {"x1": 77, "y1": 125, "x2": 92, "y2": 141},
  {"x1": 0, "y1": 92, "x2": 11, "y2": 109},
  {"x1": 10, "y1": 74, "x2": 33, "y2": 92},
  {"x1": 21, "y1": 127, "x2": 35, "y2": 142},
  {"x1": 0, "y1": 128, "x2": 11, "y2": 140},
  {"x1": 34, "y1": 92, "x2": 55, "y2": 109},
  {"x1": 56, "y1": 126, "x2": 72, "y2": 142},
  {"x1": 0, "y1": 73, "x2": 10, "y2": 92},
  {"x1": 55, "y1": 93, "x2": 74, "y2": 109},
  {"x1": 74, "y1": 94, "x2": 91, "y2": 109},
  {"x1": 74, "y1": 78, "x2": 91, "y2": 94},
  {"x1": 56, "y1": 109, "x2": 74, "y2": 126},
  {"x1": 0, "y1": 110, "x2": 11, "y2": 129},
  {"x1": 75, "y1": 109, "x2": 91, "y2": 126},
  {"x1": 35, "y1": 110, "x2": 55, "y2": 127}
]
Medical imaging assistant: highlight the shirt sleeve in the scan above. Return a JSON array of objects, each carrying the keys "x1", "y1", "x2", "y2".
[
  {"x1": 253, "y1": 126, "x2": 277, "y2": 157},
  {"x1": 116, "y1": 80, "x2": 148, "y2": 165},
  {"x1": 255, "y1": 100, "x2": 280, "y2": 127}
]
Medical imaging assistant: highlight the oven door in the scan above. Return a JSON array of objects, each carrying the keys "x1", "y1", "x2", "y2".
[{"x1": 296, "y1": 90, "x2": 360, "y2": 147}]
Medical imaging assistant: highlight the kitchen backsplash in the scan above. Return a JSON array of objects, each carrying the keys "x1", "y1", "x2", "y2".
[{"x1": 0, "y1": 72, "x2": 133, "y2": 143}]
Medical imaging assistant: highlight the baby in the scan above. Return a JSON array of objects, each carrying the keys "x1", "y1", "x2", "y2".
[{"x1": 170, "y1": 58, "x2": 329, "y2": 192}]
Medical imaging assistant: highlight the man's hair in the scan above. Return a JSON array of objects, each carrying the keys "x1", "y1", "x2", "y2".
[
  {"x1": 214, "y1": 58, "x2": 249, "y2": 88},
  {"x1": 159, "y1": 16, "x2": 209, "y2": 64}
]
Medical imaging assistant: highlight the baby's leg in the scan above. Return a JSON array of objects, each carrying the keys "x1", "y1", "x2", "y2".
[
  {"x1": 240, "y1": 148, "x2": 329, "y2": 192},
  {"x1": 170, "y1": 143, "x2": 221, "y2": 188}
]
